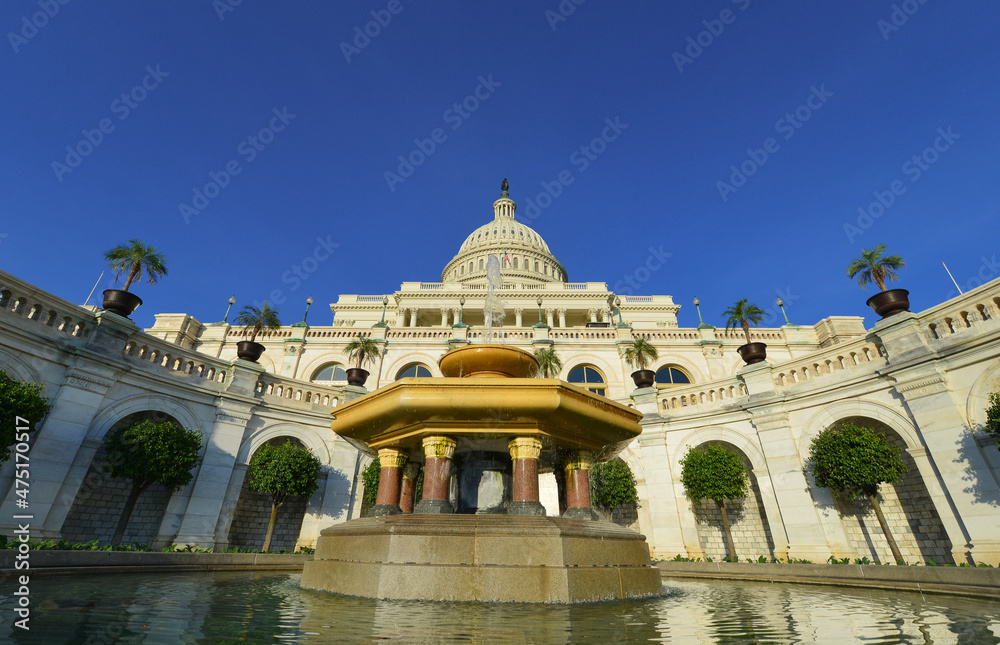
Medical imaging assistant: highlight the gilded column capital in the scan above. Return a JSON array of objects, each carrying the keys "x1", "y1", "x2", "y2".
[
  {"x1": 508, "y1": 437, "x2": 542, "y2": 461},
  {"x1": 377, "y1": 448, "x2": 408, "y2": 469},
  {"x1": 564, "y1": 450, "x2": 593, "y2": 471},
  {"x1": 422, "y1": 435, "x2": 456, "y2": 460}
]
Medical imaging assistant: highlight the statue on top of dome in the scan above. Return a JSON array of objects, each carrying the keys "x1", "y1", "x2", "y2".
[{"x1": 501, "y1": 178, "x2": 509, "y2": 196}]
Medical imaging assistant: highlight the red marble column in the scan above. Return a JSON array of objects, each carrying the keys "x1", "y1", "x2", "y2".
[
  {"x1": 399, "y1": 462, "x2": 422, "y2": 514},
  {"x1": 414, "y1": 436, "x2": 456, "y2": 514},
  {"x1": 508, "y1": 437, "x2": 545, "y2": 515},
  {"x1": 563, "y1": 450, "x2": 598, "y2": 520},
  {"x1": 371, "y1": 448, "x2": 407, "y2": 516}
]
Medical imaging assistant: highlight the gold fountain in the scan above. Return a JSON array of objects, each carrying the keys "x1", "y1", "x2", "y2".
[{"x1": 300, "y1": 345, "x2": 663, "y2": 603}]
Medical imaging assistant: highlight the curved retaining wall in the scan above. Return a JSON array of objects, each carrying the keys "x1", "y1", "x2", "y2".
[{"x1": 657, "y1": 561, "x2": 1000, "y2": 599}]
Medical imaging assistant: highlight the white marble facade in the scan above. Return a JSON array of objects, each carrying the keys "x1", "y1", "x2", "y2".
[{"x1": 1, "y1": 190, "x2": 999, "y2": 562}]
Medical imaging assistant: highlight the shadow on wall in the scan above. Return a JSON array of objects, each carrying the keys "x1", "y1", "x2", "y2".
[{"x1": 956, "y1": 426, "x2": 1000, "y2": 507}]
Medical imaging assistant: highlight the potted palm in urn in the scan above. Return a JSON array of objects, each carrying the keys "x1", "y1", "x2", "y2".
[
  {"x1": 343, "y1": 334, "x2": 382, "y2": 387},
  {"x1": 232, "y1": 303, "x2": 281, "y2": 362},
  {"x1": 621, "y1": 337, "x2": 659, "y2": 388},
  {"x1": 724, "y1": 299, "x2": 767, "y2": 364},
  {"x1": 101, "y1": 239, "x2": 167, "y2": 317},
  {"x1": 847, "y1": 244, "x2": 908, "y2": 319}
]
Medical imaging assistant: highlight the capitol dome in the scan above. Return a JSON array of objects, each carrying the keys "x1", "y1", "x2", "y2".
[{"x1": 442, "y1": 183, "x2": 568, "y2": 284}]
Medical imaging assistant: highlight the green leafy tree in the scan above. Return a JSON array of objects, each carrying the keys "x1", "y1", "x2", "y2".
[
  {"x1": 343, "y1": 334, "x2": 382, "y2": 370},
  {"x1": 680, "y1": 444, "x2": 749, "y2": 560},
  {"x1": 0, "y1": 371, "x2": 52, "y2": 462},
  {"x1": 533, "y1": 346, "x2": 563, "y2": 378},
  {"x1": 621, "y1": 337, "x2": 659, "y2": 371},
  {"x1": 846, "y1": 244, "x2": 906, "y2": 292},
  {"x1": 104, "y1": 418, "x2": 203, "y2": 546},
  {"x1": 233, "y1": 302, "x2": 282, "y2": 343},
  {"x1": 722, "y1": 299, "x2": 767, "y2": 344},
  {"x1": 104, "y1": 239, "x2": 168, "y2": 292},
  {"x1": 983, "y1": 392, "x2": 1000, "y2": 446},
  {"x1": 246, "y1": 441, "x2": 322, "y2": 552},
  {"x1": 809, "y1": 422, "x2": 908, "y2": 563},
  {"x1": 590, "y1": 459, "x2": 639, "y2": 513}
]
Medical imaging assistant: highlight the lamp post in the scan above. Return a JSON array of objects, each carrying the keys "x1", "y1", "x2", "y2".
[
  {"x1": 534, "y1": 296, "x2": 547, "y2": 328},
  {"x1": 374, "y1": 296, "x2": 390, "y2": 328},
  {"x1": 303, "y1": 296, "x2": 313, "y2": 325},
  {"x1": 459, "y1": 296, "x2": 466, "y2": 327},
  {"x1": 223, "y1": 295, "x2": 236, "y2": 324},
  {"x1": 693, "y1": 297, "x2": 705, "y2": 326},
  {"x1": 615, "y1": 297, "x2": 625, "y2": 327},
  {"x1": 777, "y1": 297, "x2": 791, "y2": 326}
]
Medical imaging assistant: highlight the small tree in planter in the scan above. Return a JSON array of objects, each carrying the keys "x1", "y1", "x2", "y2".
[
  {"x1": 680, "y1": 444, "x2": 749, "y2": 560},
  {"x1": 590, "y1": 459, "x2": 639, "y2": 522},
  {"x1": 808, "y1": 422, "x2": 908, "y2": 564},
  {"x1": 621, "y1": 337, "x2": 659, "y2": 388},
  {"x1": 102, "y1": 239, "x2": 168, "y2": 317},
  {"x1": 233, "y1": 302, "x2": 282, "y2": 362},
  {"x1": 103, "y1": 417, "x2": 202, "y2": 546},
  {"x1": 533, "y1": 346, "x2": 563, "y2": 378},
  {"x1": 246, "y1": 441, "x2": 322, "y2": 552},
  {"x1": 983, "y1": 392, "x2": 1000, "y2": 446},
  {"x1": 723, "y1": 299, "x2": 767, "y2": 365},
  {"x1": 0, "y1": 371, "x2": 52, "y2": 462},
  {"x1": 846, "y1": 244, "x2": 908, "y2": 319},
  {"x1": 343, "y1": 334, "x2": 383, "y2": 387}
]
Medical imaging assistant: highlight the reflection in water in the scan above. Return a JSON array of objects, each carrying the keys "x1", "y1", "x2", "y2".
[{"x1": 1, "y1": 572, "x2": 999, "y2": 644}]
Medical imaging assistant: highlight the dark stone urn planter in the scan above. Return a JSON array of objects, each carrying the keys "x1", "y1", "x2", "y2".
[
  {"x1": 866, "y1": 288, "x2": 910, "y2": 320},
  {"x1": 346, "y1": 368, "x2": 369, "y2": 387},
  {"x1": 631, "y1": 369, "x2": 655, "y2": 388},
  {"x1": 101, "y1": 289, "x2": 142, "y2": 317},
  {"x1": 737, "y1": 342, "x2": 768, "y2": 365},
  {"x1": 236, "y1": 341, "x2": 265, "y2": 362}
]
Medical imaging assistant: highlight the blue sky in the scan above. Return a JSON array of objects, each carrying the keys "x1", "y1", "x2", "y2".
[{"x1": 1, "y1": 1, "x2": 998, "y2": 330}]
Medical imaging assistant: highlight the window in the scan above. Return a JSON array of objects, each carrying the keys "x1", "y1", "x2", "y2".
[
  {"x1": 535, "y1": 261, "x2": 539, "y2": 272},
  {"x1": 513, "y1": 258, "x2": 519, "y2": 269},
  {"x1": 655, "y1": 366, "x2": 692, "y2": 386},
  {"x1": 313, "y1": 363, "x2": 347, "y2": 383},
  {"x1": 396, "y1": 364, "x2": 432, "y2": 379},
  {"x1": 479, "y1": 258, "x2": 485, "y2": 270},
  {"x1": 568, "y1": 365, "x2": 607, "y2": 396}
]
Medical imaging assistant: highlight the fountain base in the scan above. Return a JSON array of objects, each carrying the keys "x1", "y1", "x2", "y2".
[{"x1": 301, "y1": 514, "x2": 663, "y2": 603}]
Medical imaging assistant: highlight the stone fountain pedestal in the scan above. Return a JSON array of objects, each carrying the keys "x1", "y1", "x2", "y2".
[{"x1": 301, "y1": 514, "x2": 662, "y2": 603}]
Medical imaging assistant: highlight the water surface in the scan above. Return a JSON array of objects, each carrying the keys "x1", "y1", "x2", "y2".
[{"x1": 2, "y1": 571, "x2": 999, "y2": 643}]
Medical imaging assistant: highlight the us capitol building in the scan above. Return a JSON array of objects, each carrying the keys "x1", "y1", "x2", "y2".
[{"x1": 1, "y1": 185, "x2": 999, "y2": 567}]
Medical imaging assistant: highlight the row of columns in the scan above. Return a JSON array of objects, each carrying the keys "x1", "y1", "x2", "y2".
[
  {"x1": 394, "y1": 307, "x2": 612, "y2": 329},
  {"x1": 368, "y1": 436, "x2": 597, "y2": 518}
]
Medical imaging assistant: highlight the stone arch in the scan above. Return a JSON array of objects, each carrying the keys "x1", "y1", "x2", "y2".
[
  {"x1": 60, "y1": 409, "x2": 193, "y2": 547},
  {"x1": 0, "y1": 348, "x2": 44, "y2": 385},
  {"x1": 87, "y1": 395, "x2": 203, "y2": 444},
  {"x1": 678, "y1": 435, "x2": 776, "y2": 561},
  {"x1": 648, "y1": 356, "x2": 707, "y2": 385},
  {"x1": 673, "y1": 426, "x2": 766, "y2": 473},
  {"x1": 798, "y1": 399, "x2": 922, "y2": 457},
  {"x1": 966, "y1": 358, "x2": 1000, "y2": 428},
  {"x1": 806, "y1": 412, "x2": 954, "y2": 565},
  {"x1": 226, "y1": 424, "x2": 329, "y2": 552},
  {"x1": 381, "y1": 352, "x2": 442, "y2": 380}
]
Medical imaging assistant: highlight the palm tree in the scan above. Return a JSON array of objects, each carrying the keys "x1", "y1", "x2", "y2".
[
  {"x1": 344, "y1": 334, "x2": 382, "y2": 369},
  {"x1": 723, "y1": 299, "x2": 767, "y2": 345},
  {"x1": 621, "y1": 337, "x2": 658, "y2": 371},
  {"x1": 846, "y1": 244, "x2": 906, "y2": 292},
  {"x1": 533, "y1": 347, "x2": 563, "y2": 378},
  {"x1": 103, "y1": 239, "x2": 167, "y2": 292},
  {"x1": 234, "y1": 303, "x2": 282, "y2": 342}
]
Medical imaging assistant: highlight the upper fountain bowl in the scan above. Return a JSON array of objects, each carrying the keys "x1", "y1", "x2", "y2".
[{"x1": 439, "y1": 344, "x2": 538, "y2": 378}]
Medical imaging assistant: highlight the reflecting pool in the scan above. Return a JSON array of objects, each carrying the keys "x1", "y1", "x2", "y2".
[{"x1": 2, "y1": 571, "x2": 999, "y2": 644}]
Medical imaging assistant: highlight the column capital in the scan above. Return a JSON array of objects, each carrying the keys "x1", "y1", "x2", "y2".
[
  {"x1": 508, "y1": 437, "x2": 542, "y2": 460},
  {"x1": 564, "y1": 450, "x2": 593, "y2": 471},
  {"x1": 421, "y1": 435, "x2": 456, "y2": 460},
  {"x1": 377, "y1": 448, "x2": 408, "y2": 468}
]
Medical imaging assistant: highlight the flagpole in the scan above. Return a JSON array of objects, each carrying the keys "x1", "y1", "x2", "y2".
[
  {"x1": 942, "y1": 262, "x2": 963, "y2": 295},
  {"x1": 83, "y1": 271, "x2": 105, "y2": 306}
]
